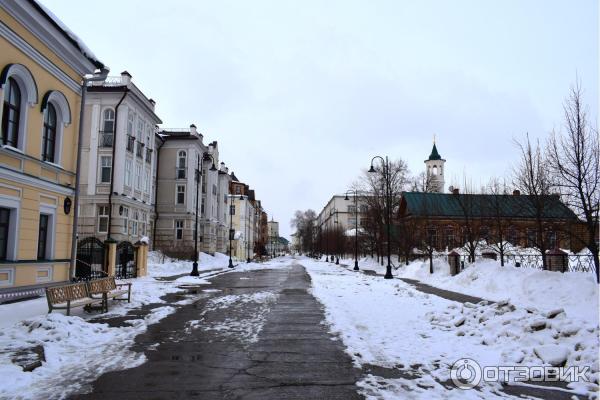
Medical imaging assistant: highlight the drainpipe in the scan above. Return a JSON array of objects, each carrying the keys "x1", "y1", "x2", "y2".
[
  {"x1": 152, "y1": 136, "x2": 165, "y2": 247},
  {"x1": 107, "y1": 89, "x2": 129, "y2": 240},
  {"x1": 70, "y1": 68, "x2": 109, "y2": 279}
]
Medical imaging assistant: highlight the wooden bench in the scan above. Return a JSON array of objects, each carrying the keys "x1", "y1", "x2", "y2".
[
  {"x1": 88, "y1": 277, "x2": 131, "y2": 312},
  {"x1": 45, "y1": 282, "x2": 104, "y2": 316}
]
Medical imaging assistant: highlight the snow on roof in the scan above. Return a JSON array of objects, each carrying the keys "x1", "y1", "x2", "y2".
[{"x1": 30, "y1": 0, "x2": 105, "y2": 68}]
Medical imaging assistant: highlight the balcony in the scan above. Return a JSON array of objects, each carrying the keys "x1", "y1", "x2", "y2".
[
  {"x1": 99, "y1": 131, "x2": 113, "y2": 147},
  {"x1": 135, "y1": 142, "x2": 144, "y2": 158},
  {"x1": 126, "y1": 135, "x2": 135, "y2": 152}
]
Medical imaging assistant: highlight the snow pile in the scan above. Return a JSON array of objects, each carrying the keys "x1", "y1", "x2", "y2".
[
  {"x1": 301, "y1": 256, "x2": 599, "y2": 399},
  {"x1": 428, "y1": 300, "x2": 599, "y2": 394},
  {"x1": 396, "y1": 259, "x2": 599, "y2": 323},
  {"x1": 147, "y1": 251, "x2": 230, "y2": 277},
  {"x1": 301, "y1": 258, "x2": 505, "y2": 398},
  {"x1": 0, "y1": 307, "x2": 173, "y2": 400}
]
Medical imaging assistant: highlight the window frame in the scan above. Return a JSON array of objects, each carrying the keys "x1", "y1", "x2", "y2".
[
  {"x1": 99, "y1": 156, "x2": 112, "y2": 183},
  {"x1": 2, "y1": 77, "x2": 21, "y2": 148},
  {"x1": 98, "y1": 205, "x2": 109, "y2": 233},
  {"x1": 176, "y1": 184, "x2": 186, "y2": 205}
]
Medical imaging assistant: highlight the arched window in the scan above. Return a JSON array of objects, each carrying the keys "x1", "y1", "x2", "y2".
[
  {"x1": 40, "y1": 90, "x2": 70, "y2": 164},
  {"x1": 432, "y1": 165, "x2": 438, "y2": 176},
  {"x1": 2, "y1": 77, "x2": 21, "y2": 147},
  {"x1": 42, "y1": 103, "x2": 57, "y2": 162},
  {"x1": 102, "y1": 109, "x2": 115, "y2": 133},
  {"x1": 177, "y1": 150, "x2": 186, "y2": 179}
]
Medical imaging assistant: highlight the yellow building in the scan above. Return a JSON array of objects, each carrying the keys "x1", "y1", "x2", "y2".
[{"x1": 0, "y1": 1, "x2": 104, "y2": 299}]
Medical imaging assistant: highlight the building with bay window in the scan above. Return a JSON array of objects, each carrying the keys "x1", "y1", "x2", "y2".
[
  {"x1": 154, "y1": 126, "x2": 232, "y2": 258},
  {"x1": 77, "y1": 71, "x2": 161, "y2": 245}
]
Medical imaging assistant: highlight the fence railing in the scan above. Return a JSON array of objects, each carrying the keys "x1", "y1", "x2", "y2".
[
  {"x1": 99, "y1": 131, "x2": 113, "y2": 147},
  {"x1": 407, "y1": 252, "x2": 596, "y2": 275}
]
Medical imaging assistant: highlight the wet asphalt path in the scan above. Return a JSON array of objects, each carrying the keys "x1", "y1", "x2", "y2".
[{"x1": 71, "y1": 263, "x2": 363, "y2": 400}]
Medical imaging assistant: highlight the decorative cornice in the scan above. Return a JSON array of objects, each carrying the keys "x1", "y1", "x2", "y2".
[{"x1": 0, "y1": 20, "x2": 80, "y2": 93}]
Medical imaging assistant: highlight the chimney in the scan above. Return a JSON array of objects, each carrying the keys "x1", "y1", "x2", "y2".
[
  {"x1": 120, "y1": 70, "x2": 132, "y2": 85},
  {"x1": 452, "y1": 188, "x2": 460, "y2": 195},
  {"x1": 513, "y1": 189, "x2": 520, "y2": 196},
  {"x1": 190, "y1": 124, "x2": 197, "y2": 135}
]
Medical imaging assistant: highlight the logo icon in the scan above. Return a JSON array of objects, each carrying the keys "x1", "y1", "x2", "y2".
[{"x1": 450, "y1": 358, "x2": 482, "y2": 389}]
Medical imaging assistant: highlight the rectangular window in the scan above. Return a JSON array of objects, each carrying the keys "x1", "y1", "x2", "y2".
[
  {"x1": 347, "y1": 205, "x2": 356, "y2": 213},
  {"x1": 176, "y1": 185, "x2": 185, "y2": 204},
  {"x1": 37, "y1": 214, "x2": 49, "y2": 260},
  {"x1": 135, "y1": 164, "x2": 142, "y2": 190},
  {"x1": 98, "y1": 206, "x2": 109, "y2": 233},
  {"x1": 212, "y1": 184, "x2": 217, "y2": 195},
  {"x1": 0, "y1": 208, "x2": 10, "y2": 260},
  {"x1": 132, "y1": 219, "x2": 138, "y2": 236},
  {"x1": 125, "y1": 159, "x2": 132, "y2": 187},
  {"x1": 122, "y1": 206, "x2": 129, "y2": 233},
  {"x1": 176, "y1": 220, "x2": 184, "y2": 240},
  {"x1": 144, "y1": 171, "x2": 150, "y2": 193},
  {"x1": 100, "y1": 156, "x2": 112, "y2": 183},
  {"x1": 127, "y1": 111, "x2": 135, "y2": 135}
]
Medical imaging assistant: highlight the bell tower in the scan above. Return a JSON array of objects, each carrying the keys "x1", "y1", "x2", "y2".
[{"x1": 424, "y1": 138, "x2": 446, "y2": 193}]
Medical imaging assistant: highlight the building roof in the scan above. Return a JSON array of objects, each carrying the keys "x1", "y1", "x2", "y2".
[
  {"x1": 28, "y1": 0, "x2": 105, "y2": 69},
  {"x1": 401, "y1": 192, "x2": 579, "y2": 220},
  {"x1": 427, "y1": 143, "x2": 442, "y2": 161}
]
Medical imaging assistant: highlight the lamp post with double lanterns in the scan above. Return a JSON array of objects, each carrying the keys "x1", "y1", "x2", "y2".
[
  {"x1": 368, "y1": 155, "x2": 394, "y2": 279},
  {"x1": 344, "y1": 189, "x2": 360, "y2": 271},
  {"x1": 191, "y1": 153, "x2": 217, "y2": 276}
]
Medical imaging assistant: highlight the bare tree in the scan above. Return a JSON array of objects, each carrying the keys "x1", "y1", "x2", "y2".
[
  {"x1": 513, "y1": 133, "x2": 556, "y2": 269},
  {"x1": 454, "y1": 178, "x2": 481, "y2": 263},
  {"x1": 547, "y1": 82, "x2": 599, "y2": 282},
  {"x1": 290, "y1": 209, "x2": 317, "y2": 255},
  {"x1": 482, "y1": 178, "x2": 516, "y2": 266}
]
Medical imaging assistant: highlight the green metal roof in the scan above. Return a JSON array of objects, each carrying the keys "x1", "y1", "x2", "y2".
[
  {"x1": 401, "y1": 192, "x2": 578, "y2": 220},
  {"x1": 428, "y1": 143, "x2": 442, "y2": 160}
]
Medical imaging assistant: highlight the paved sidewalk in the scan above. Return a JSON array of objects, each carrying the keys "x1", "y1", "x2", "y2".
[{"x1": 72, "y1": 264, "x2": 363, "y2": 400}]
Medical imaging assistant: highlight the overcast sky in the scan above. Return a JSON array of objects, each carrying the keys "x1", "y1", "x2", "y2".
[{"x1": 41, "y1": 0, "x2": 597, "y2": 239}]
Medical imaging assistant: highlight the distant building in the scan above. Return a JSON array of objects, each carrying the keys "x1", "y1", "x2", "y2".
[
  {"x1": 399, "y1": 191, "x2": 587, "y2": 252},
  {"x1": 229, "y1": 178, "x2": 258, "y2": 261},
  {"x1": 424, "y1": 141, "x2": 445, "y2": 193},
  {"x1": 317, "y1": 195, "x2": 368, "y2": 235},
  {"x1": 154, "y1": 126, "x2": 230, "y2": 258}
]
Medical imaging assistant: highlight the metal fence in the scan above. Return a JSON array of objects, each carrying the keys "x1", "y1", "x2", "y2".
[{"x1": 407, "y1": 252, "x2": 597, "y2": 275}]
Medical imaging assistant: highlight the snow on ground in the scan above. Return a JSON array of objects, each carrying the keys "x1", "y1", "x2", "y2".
[
  {"x1": 336, "y1": 255, "x2": 599, "y2": 323},
  {"x1": 302, "y1": 256, "x2": 599, "y2": 399},
  {"x1": 0, "y1": 251, "x2": 245, "y2": 400}
]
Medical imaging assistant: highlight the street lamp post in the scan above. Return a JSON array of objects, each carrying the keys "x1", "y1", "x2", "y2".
[
  {"x1": 246, "y1": 202, "x2": 251, "y2": 263},
  {"x1": 344, "y1": 190, "x2": 360, "y2": 271},
  {"x1": 192, "y1": 154, "x2": 217, "y2": 276},
  {"x1": 369, "y1": 155, "x2": 394, "y2": 279}
]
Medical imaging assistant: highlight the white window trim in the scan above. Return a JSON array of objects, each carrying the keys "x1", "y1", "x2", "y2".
[
  {"x1": 99, "y1": 155, "x2": 112, "y2": 184},
  {"x1": 0, "y1": 194, "x2": 20, "y2": 261},
  {"x1": 98, "y1": 205, "x2": 109, "y2": 233},
  {"x1": 40, "y1": 91, "x2": 70, "y2": 166},
  {"x1": 39, "y1": 203, "x2": 56, "y2": 260},
  {"x1": 35, "y1": 265, "x2": 53, "y2": 283},
  {"x1": 0, "y1": 64, "x2": 38, "y2": 152},
  {"x1": 176, "y1": 184, "x2": 186, "y2": 205},
  {"x1": 0, "y1": 267, "x2": 15, "y2": 287}
]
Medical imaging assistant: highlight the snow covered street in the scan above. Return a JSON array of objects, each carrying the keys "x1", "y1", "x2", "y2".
[{"x1": 0, "y1": 254, "x2": 598, "y2": 399}]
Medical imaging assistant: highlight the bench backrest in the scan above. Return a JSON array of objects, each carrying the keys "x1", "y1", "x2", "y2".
[
  {"x1": 46, "y1": 282, "x2": 89, "y2": 304},
  {"x1": 87, "y1": 277, "x2": 117, "y2": 294}
]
